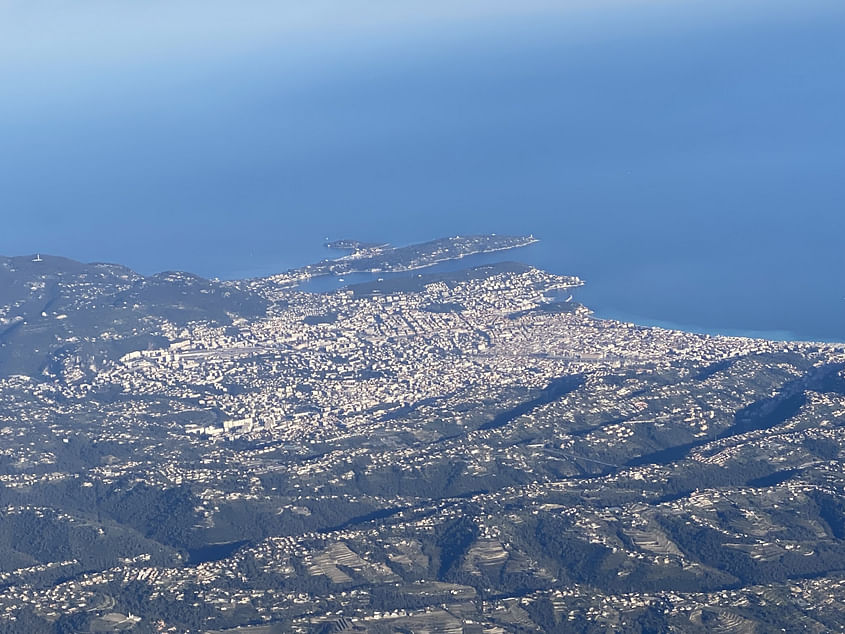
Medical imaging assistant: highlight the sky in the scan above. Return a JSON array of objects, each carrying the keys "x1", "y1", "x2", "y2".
[{"x1": 2, "y1": 0, "x2": 831, "y2": 104}]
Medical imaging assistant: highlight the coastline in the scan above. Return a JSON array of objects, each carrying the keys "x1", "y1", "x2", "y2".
[
  {"x1": 7, "y1": 234, "x2": 840, "y2": 345},
  {"x1": 588, "y1": 309, "x2": 844, "y2": 345}
]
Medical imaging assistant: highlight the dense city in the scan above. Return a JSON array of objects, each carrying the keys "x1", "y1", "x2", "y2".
[{"x1": 0, "y1": 236, "x2": 844, "y2": 632}]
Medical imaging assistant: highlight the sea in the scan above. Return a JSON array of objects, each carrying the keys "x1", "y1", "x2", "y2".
[{"x1": 1, "y1": 1, "x2": 843, "y2": 342}]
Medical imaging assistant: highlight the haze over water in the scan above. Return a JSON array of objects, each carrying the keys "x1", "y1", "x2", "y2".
[{"x1": 1, "y1": 1, "x2": 843, "y2": 341}]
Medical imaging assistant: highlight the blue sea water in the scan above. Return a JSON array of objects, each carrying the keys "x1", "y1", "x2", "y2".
[{"x1": 0, "y1": 1, "x2": 843, "y2": 341}]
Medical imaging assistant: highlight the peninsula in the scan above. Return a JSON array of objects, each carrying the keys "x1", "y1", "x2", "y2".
[{"x1": 268, "y1": 233, "x2": 538, "y2": 287}]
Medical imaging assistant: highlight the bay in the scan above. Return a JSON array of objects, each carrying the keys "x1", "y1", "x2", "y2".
[{"x1": 0, "y1": 1, "x2": 842, "y2": 341}]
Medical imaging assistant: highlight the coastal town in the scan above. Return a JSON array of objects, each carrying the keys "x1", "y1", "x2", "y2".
[{"x1": 0, "y1": 236, "x2": 844, "y2": 632}]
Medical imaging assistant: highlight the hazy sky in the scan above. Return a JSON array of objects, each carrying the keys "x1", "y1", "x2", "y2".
[
  {"x1": 2, "y1": 1, "x2": 640, "y2": 69},
  {"x1": 4, "y1": 0, "x2": 838, "y2": 137},
  {"x1": 1, "y1": 1, "x2": 828, "y2": 71}
]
